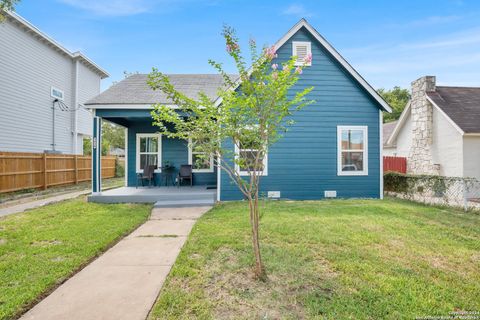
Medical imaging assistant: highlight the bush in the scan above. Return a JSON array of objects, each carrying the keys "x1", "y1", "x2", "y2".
[{"x1": 115, "y1": 157, "x2": 125, "y2": 178}]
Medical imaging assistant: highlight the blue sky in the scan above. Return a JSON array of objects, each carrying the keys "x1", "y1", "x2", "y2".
[{"x1": 15, "y1": 0, "x2": 480, "y2": 91}]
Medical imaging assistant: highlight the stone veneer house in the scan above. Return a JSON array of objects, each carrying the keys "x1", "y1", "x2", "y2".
[{"x1": 384, "y1": 76, "x2": 480, "y2": 181}]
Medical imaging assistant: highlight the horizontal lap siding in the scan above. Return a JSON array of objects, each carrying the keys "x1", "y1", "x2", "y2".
[
  {"x1": 220, "y1": 27, "x2": 380, "y2": 200},
  {"x1": 126, "y1": 120, "x2": 216, "y2": 187}
]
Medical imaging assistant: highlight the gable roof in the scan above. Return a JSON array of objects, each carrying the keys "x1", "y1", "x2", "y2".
[
  {"x1": 5, "y1": 11, "x2": 109, "y2": 79},
  {"x1": 86, "y1": 74, "x2": 237, "y2": 106},
  {"x1": 426, "y1": 86, "x2": 480, "y2": 134},
  {"x1": 383, "y1": 120, "x2": 398, "y2": 145},
  {"x1": 271, "y1": 19, "x2": 392, "y2": 113},
  {"x1": 85, "y1": 19, "x2": 391, "y2": 112}
]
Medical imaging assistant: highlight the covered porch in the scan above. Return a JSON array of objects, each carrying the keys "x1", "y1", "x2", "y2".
[
  {"x1": 88, "y1": 108, "x2": 218, "y2": 204},
  {"x1": 88, "y1": 186, "x2": 216, "y2": 206}
]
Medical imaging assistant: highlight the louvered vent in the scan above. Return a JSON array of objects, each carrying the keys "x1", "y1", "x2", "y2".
[{"x1": 292, "y1": 41, "x2": 312, "y2": 66}]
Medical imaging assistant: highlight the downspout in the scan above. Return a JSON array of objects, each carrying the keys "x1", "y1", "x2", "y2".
[
  {"x1": 52, "y1": 100, "x2": 56, "y2": 152},
  {"x1": 73, "y1": 60, "x2": 80, "y2": 154}
]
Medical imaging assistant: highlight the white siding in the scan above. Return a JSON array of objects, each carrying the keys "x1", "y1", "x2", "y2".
[
  {"x1": 0, "y1": 17, "x2": 102, "y2": 154},
  {"x1": 431, "y1": 108, "x2": 463, "y2": 177},
  {"x1": 463, "y1": 136, "x2": 480, "y2": 181},
  {"x1": 384, "y1": 112, "x2": 412, "y2": 157},
  {"x1": 77, "y1": 63, "x2": 100, "y2": 135}
]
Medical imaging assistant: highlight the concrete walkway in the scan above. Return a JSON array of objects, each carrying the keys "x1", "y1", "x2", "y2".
[
  {"x1": 21, "y1": 206, "x2": 211, "y2": 320},
  {"x1": 0, "y1": 190, "x2": 91, "y2": 218}
]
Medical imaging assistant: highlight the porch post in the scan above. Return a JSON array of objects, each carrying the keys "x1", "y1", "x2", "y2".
[{"x1": 92, "y1": 116, "x2": 102, "y2": 193}]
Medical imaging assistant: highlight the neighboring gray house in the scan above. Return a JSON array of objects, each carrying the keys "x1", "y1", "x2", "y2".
[
  {"x1": 0, "y1": 11, "x2": 108, "y2": 154},
  {"x1": 384, "y1": 76, "x2": 480, "y2": 181}
]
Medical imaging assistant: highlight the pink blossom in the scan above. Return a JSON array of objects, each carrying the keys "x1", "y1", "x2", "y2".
[
  {"x1": 271, "y1": 63, "x2": 278, "y2": 70},
  {"x1": 303, "y1": 53, "x2": 312, "y2": 64},
  {"x1": 295, "y1": 66, "x2": 303, "y2": 74},
  {"x1": 226, "y1": 42, "x2": 239, "y2": 53},
  {"x1": 272, "y1": 71, "x2": 278, "y2": 80},
  {"x1": 283, "y1": 65, "x2": 290, "y2": 73},
  {"x1": 265, "y1": 46, "x2": 277, "y2": 60}
]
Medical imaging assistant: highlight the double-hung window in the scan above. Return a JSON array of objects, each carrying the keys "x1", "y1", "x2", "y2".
[
  {"x1": 337, "y1": 126, "x2": 368, "y2": 176},
  {"x1": 235, "y1": 131, "x2": 268, "y2": 176},
  {"x1": 136, "y1": 133, "x2": 161, "y2": 173},
  {"x1": 188, "y1": 139, "x2": 214, "y2": 173}
]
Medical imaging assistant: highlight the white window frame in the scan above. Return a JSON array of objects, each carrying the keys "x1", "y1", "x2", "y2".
[
  {"x1": 188, "y1": 138, "x2": 214, "y2": 173},
  {"x1": 50, "y1": 86, "x2": 64, "y2": 101},
  {"x1": 292, "y1": 41, "x2": 312, "y2": 66},
  {"x1": 234, "y1": 143, "x2": 268, "y2": 177},
  {"x1": 337, "y1": 126, "x2": 368, "y2": 176},
  {"x1": 136, "y1": 133, "x2": 162, "y2": 173}
]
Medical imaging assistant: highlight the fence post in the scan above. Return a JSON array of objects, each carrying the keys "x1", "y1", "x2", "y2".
[
  {"x1": 42, "y1": 153, "x2": 47, "y2": 190},
  {"x1": 74, "y1": 155, "x2": 78, "y2": 184}
]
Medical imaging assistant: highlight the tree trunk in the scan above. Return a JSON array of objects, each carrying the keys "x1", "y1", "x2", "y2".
[{"x1": 249, "y1": 193, "x2": 266, "y2": 280}]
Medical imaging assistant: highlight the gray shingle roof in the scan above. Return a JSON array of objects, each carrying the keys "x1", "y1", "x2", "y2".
[
  {"x1": 383, "y1": 120, "x2": 398, "y2": 145},
  {"x1": 85, "y1": 74, "x2": 238, "y2": 105},
  {"x1": 427, "y1": 86, "x2": 480, "y2": 133}
]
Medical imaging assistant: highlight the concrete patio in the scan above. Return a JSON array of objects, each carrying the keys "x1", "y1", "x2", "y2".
[{"x1": 88, "y1": 186, "x2": 217, "y2": 207}]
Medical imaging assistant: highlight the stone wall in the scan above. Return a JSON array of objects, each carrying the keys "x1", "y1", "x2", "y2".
[{"x1": 407, "y1": 76, "x2": 440, "y2": 175}]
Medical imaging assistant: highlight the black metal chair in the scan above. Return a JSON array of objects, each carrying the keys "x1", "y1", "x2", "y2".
[
  {"x1": 136, "y1": 165, "x2": 156, "y2": 188},
  {"x1": 177, "y1": 165, "x2": 193, "y2": 187}
]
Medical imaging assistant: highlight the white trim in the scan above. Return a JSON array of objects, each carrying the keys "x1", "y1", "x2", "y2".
[
  {"x1": 6, "y1": 11, "x2": 109, "y2": 78},
  {"x1": 337, "y1": 125, "x2": 369, "y2": 176},
  {"x1": 213, "y1": 19, "x2": 392, "y2": 112},
  {"x1": 234, "y1": 143, "x2": 268, "y2": 176},
  {"x1": 50, "y1": 86, "x2": 64, "y2": 101},
  {"x1": 124, "y1": 127, "x2": 128, "y2": 187},
  {"x1": 72, "y1": 60, "x2": 79, "y2": 154},
  {"x1": 292, "y1": 41, "x2": 312, "y2": 66},
  {"x1": 216, "y1": 153, "x2": 221, "y2": 202},
  {"x1": 135, "y1": 133, "x2": 162, "y2": 173},
  {"x1": 96, "y1": 117, "x2": 101, "y2": 192},
  {"x1": 84, "y1": 104, "x2": 177, "y2": 110},
  {"x1": 426, "y1": 96, "x2": 465, "y2": 135},
  {"x1": 386, "y1": 100, "x2": 411, "y2": 146},
  {"x1": 275, "y1": 19, "x2": 391, "y2": 113},
  {"x1": 187, "y1": 138, "x2": 214, "y2": 173},
  {"x1": 379, "y1": 111, "x2": 384, "y2": 199}
]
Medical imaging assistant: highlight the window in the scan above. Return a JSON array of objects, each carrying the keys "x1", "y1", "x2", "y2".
[
  {"x1": 136, "y1": 134, "x2": 161, "y2": 173},
  {"x1": 188, "y1": 139, "x2": 214, "y2": 173},
  {"x1": 292, "y1": 41, "x2": 312, "y2": 66},
  {"x1": 235, "y1": 135, "x2": 268, "y2": 176},
  {"x1": 337, "y1": 126, "x2": 368, "y2": 176},
  {"x1": 50, "y1": 86, "x2": 64, "y2": 101}
]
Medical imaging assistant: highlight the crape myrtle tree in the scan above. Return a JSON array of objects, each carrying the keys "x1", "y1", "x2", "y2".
[
  {"x1": 0, "y1": 0, "x2": 20, "y2": 21},
  {"x1": 148, "y1": 26, "x2": 313, "y2": 279}
]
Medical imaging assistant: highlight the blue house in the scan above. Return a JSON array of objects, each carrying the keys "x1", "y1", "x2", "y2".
[{"x1": 85, "y1": 19, "x2": 391, "y2": 204}]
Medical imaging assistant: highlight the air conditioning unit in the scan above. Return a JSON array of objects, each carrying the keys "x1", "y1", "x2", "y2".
[{"x1": 324, "y1": 190, "x2": 337, "y2": 198}]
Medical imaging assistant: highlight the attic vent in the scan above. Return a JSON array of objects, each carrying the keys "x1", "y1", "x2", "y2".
[{"x1": 292, "y1": 41, "x2": 312, "y2": 66}]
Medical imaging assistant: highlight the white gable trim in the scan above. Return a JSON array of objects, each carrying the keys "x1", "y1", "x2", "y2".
[
  {"x1": 274, "y1": 19, "x2": 392, "y2": 113},
  {"x1": 214, "y1": 19, "x2": 392, "y2": 113},
  {"x1": 426, "y1": 96, "x2": 464, "y2": 135},
  {"x1": 6, "y1": 11, "x2": 109, "y2": 79},
  {"x1": 386, "y1": 100, "x2": 411, "y2": 146}
]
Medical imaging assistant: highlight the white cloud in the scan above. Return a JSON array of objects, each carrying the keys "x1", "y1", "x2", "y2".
[
  {"x1": 58, "y1": 0, "x2": 155, "y2": 16},
  {"x1": 342, "y1": 27, "x2": 480, "y2": 88},
  {"x1": 282, "y1": 4, "x2": 313, "y2": 18}
]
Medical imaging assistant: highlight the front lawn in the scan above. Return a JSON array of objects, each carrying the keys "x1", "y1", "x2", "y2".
[
  {"x1": 0, "y1": 197, "x2": 151, "y2": 320},
  {"x1": 150, "y1": 198, "x2": 480, "y2": 319}
]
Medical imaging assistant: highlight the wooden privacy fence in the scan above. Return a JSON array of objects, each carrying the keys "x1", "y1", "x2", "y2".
[
  {"x1": 383, "y1": 156, "x2": 407, "y2": 174},
  {"x1": 0, "y1": 151, "x2": 116, "y2": 193}
]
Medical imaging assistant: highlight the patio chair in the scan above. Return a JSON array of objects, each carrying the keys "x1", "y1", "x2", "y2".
[
  {"x1": 177, "y1": 165, "x2": 193, "y2": 187},
  {"x1": 136, "y1": 165, "x2": 156, "y2": 188}
]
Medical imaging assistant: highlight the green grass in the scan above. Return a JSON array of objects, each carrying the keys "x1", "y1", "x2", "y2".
[
  {"x1": 149, "y1": 198, "x2": 480, "y2": 319},
  {"x1": 0, "y1": 177, "x2": 124, "y2": 204},
  {"x1": 0, "y1": 197, "x2": 151, "y2": 320}
]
